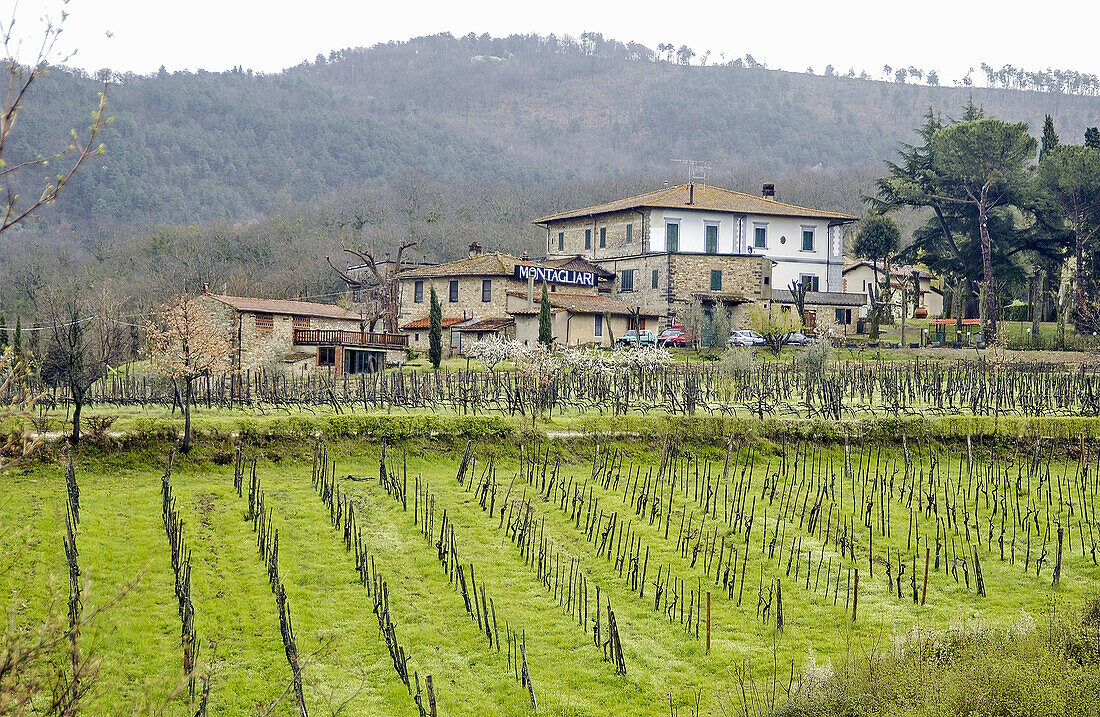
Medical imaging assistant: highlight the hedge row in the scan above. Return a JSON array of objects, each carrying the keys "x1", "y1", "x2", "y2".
[{"x1": 118, "y1": 412, "x2": 1100, "y2": 450}]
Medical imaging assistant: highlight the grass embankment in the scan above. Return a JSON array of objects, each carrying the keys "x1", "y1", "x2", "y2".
[{"x1": 4, "y1": 429, "x2": 1100, "y2": 715}]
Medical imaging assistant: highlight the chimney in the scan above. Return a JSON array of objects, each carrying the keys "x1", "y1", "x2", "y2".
[
  {"x1": 688, "y1": 182, "x2": 695, "y2": 205},
  {"x1": 762, "y1": 183, "x2": 776, "y2": 199},
  {"x1": 468, "y1": 241, "x2": 483, "y2": 257}
]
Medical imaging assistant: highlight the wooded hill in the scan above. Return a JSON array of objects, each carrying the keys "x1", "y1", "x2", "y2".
[{"x1": 5, "y1": 32, "x2": 1100, "y2": 310}]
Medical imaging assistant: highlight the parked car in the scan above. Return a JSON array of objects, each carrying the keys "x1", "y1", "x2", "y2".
[
  {"x1": 617, "y1": 329, "x2": 657, "y2": 347},
  {"x1": 728, "y1": 330, "x2": 765, "y2": 347},
  {"x1": 656, "y1": 327, "x2": 688, "y2": 347},
  {"x1": 783, "y1": 332, "x2": 814, "y2": 346}
]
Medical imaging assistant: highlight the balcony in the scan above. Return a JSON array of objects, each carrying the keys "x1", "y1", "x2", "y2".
[{"x1": 293, "y1": 329, "x2": 408, "y2": 349}]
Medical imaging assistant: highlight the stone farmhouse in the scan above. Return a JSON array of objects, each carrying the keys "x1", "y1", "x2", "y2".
[
  {"x1": 842, "y1": 260, "x2": 944, "y2": 319},
  {"x1": 197, "y1": 291, "x2": 408, "y2": 375},
  {"x1": 534, "y1": 182, "x2": 862, "y2": 328},
  {"x1": 394, "y1": 244, "x2": 654, "y2": 355}
]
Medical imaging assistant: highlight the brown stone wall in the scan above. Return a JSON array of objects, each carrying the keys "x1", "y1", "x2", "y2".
[
  {"x1": 397, "y1": 274, "x2": 599, "y2": 329},
  {"x1": 591, "y1": 254, "x2": 671, "y2": 318},
  {"x1": 667, "y1": 254, "x2": 772, "y2": 329},
  {"x1": 195, "y1": 296, "x2": 362, "y2": 372},
  {"x1": 543, "y1": 209, "x2": 648, "y2": 261}
]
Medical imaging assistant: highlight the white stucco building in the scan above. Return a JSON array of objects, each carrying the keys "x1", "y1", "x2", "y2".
[{"x1": 534, "y1": 182, "x2": 859, "y2": 326}]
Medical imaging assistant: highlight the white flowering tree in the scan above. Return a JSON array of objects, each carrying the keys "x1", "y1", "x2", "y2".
[
  {"x1": 464, "y1": 335, "x2": 517, "y2": 372},
  {"x1": 146, "y1": 295, "x2": 232, "y2": 453}
]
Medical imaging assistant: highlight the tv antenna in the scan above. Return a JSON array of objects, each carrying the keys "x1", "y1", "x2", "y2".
[{"x1": 670, "y1": 159, "x2": 710, "y2": 191}]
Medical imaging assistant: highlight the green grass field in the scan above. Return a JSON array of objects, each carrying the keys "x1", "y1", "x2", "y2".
[{"x1": 4, "y1": 428, "x2": 1098, "y2": 716}]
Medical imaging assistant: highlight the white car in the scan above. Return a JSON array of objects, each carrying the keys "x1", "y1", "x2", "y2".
[{"x1": 728, "y1": 330, "x2": 765, "y2": 347}]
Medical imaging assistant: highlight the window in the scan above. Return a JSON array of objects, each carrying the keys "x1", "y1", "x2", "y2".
[
  {"x1": 585, "y1": 229, "x2": 592, "y2": 249},
  {"x1": 482, "y1": 279, "x2": 492, "y2": 302},
  {"x1": 255, "y1": 313, "x2": 273, "y2": 332},
  {"x1": 835, "y1": 309, "x2": 852, "y2": 325},
  {"x1": 414, "y1": 280, "x2": 424, "y2": 303},
  {"x1": 800, "y1": 274, "x2": 820, "y2": 292},
  {"x1": 705, "y1": 224, "x2": 719, "y2": 254},
  {"x1": 665, "y1": 222, "x2": 679, "y2": 253},
  {"x1": 626, "y1": 224, "x2": 633, "y2": 244},
  {"x1": 599, "y1": 227, "x2": 606, "y2": 248},
  {"x1": 710, "y1": 270, "x2": 723, "y2": 291},
  {"x1": 558, "y1": 232, "x2": 564, "y2": 251},
  {"x1": 801, "y1": 228, "x2": 815, "y2": 252},
  {"x1": 594, "y1": 314, "x2": 603, "y2": 337},
  {"x1": 292, "y1": 315, "x2": 310, "y2": 331},
  {"x1": 449, "y1": 280, "x2": 459, "y2": 302},
  {"x1": 652, "y1": 269, "x2": 659, "y2": 289},
  {"x1": 754, "y1": 225, "x2": 767, "y2": 249},
  {"x1": 620, "y1": 269, "x2": 635, "y2": 292},
  {"x1": 317, "y1": 346, "x2": 336, "y2": 367}
]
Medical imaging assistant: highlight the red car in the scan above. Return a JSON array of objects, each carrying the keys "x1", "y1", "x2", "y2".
[{"x1": 657, "y1": 327, "x2": 688, "y2": 348}]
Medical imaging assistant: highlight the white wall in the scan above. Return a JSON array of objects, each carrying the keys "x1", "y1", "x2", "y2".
[{"x1": 647, "y1": 209, "x2": 844, "y2": 292}]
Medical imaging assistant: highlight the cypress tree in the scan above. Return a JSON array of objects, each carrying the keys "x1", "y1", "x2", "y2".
[
  {"x1": 0, "y1": 315, "x2": 7, "y2": 350},
  {"x1": 1040, "y1": 115, "x2": 1059, "y2": 160},
  {"x1": 12, "y1": 316, "x2": 21, "y2": 357},
  {"x1": 428, "y1": 285, "x2": 442, "y2": 369},
  {"x1": 538, "y1": 283, "x2": 553, "y2": 347}
]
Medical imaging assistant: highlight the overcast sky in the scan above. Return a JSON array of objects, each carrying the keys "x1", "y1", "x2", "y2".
[{"x1": 14, "y1": 0, "x2": 1098, "y2": 83}]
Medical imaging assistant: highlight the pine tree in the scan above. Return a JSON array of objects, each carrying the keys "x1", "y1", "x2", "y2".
[
  {"x1": 538, "y1": 283, "x2": 553, "y2": 347},
  {"x1": 1040, "y1": 115, "x2": 1059, "y2": 160},
  {"x1": 428, "y1": 286, "x2": 442, "y2": 369},
  {"x1": 1086, "y1": 127, "x2": 1100, "y2": 150}
]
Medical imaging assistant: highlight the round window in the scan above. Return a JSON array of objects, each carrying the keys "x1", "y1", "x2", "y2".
[{"x1": 780, "y1": 235, "x2": 787, "y2": 245}]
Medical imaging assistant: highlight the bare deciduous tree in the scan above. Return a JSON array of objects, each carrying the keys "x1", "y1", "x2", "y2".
[
  {"x1": 327, "y1": 242, "x2": 418, "y2": 334},
  {"x1": 1, "y1": 4, "x2": 110, "y2": 236},
  {"x1": 39, "y1": 284, "x2": 127, "y2": 445}
]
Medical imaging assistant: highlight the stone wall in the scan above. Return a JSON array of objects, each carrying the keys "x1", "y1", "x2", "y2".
[
  {"x1": 195, "y1": 295, "x2": 363, "y2": 373},
  {"x1": 543, "y1": 209, "x2": 648, "y2": 261},
  {"x1": 397, "y1": 274, "x2": 601, "y2": 330}
]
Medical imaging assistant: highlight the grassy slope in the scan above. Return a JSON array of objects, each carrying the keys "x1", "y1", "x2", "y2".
[{"x1": 3, "y1": 432, "x2": 1098, "y2": 715}]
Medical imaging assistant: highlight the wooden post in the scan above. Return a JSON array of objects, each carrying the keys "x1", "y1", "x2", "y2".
[
  {"x1": 921, "y1": 547, "x2": 930, "y2": 606},
  {"x1": 426, "y1": 675, "x2": 437, "y2": 717},
  {"x1": 852, "y1": 568, "x2": 859, "y2": 622},
  {"x1": 706, "y1": 591, "x2": 711, "y2": 653}
]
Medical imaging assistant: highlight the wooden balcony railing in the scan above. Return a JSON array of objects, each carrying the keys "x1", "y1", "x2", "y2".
[{"x1": 293, "y1": 329, "x2": 408, "y2": 348}]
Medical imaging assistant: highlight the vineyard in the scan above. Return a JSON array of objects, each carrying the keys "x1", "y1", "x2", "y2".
[
  {"x1": 5, "y1": 425, "x2": 1100, "y2": 715},
  {"x1": 39, "y1": 357, "x2": 1100, "y2": 419}
]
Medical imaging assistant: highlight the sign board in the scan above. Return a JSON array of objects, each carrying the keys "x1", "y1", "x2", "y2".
[{"x1": 514, "y1": 264, "x2": 597, "y2": 287}]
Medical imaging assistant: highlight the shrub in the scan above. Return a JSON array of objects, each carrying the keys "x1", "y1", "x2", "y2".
[{"x1": 795, "y1": 341, "x2": 834, "y2": 375}]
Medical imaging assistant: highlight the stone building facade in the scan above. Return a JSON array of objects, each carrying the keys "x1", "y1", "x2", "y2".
[
  {"x1": 393, "y1": 247, "x2": 652, "y2": 353},
  {"x1": 197, "y1": 293, "x2": 407, "y2": 375}
]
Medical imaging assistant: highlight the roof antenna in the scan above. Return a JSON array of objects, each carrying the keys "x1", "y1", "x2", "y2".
[{"x1": 670, "y1": 159, "x2": 711, "y2": 194}]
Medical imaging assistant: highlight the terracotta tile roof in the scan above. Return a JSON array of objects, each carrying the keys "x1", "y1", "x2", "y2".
[
  {"x1": 842, "y1": 260, "x2": 933, "y2": 280},
  {"x1": 507, "y1": 291, "x2": 661, "y2": 317},
  {"x1": 533, "y1": 183, "x2": 857, "y2": 224},
  {"x1": 401, "y1": 316, "x2": 466, "y2": 330},
  {"x1": 455, "y1": 317, "x2": 515, "y2": 332},
  {"x1": 771, "y1": 290, "x2": 868, "y2": 307},
  {"x1": 397, "y1": 252, "x2": 522, "y2": 279},
  {"x1": 206, "y1": 294, "x2": 361, "y2": 321}
]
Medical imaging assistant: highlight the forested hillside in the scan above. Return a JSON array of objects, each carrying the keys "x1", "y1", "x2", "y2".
[{"x1": 5, "y1": 32, "x2": 1100, "y2": 312}]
